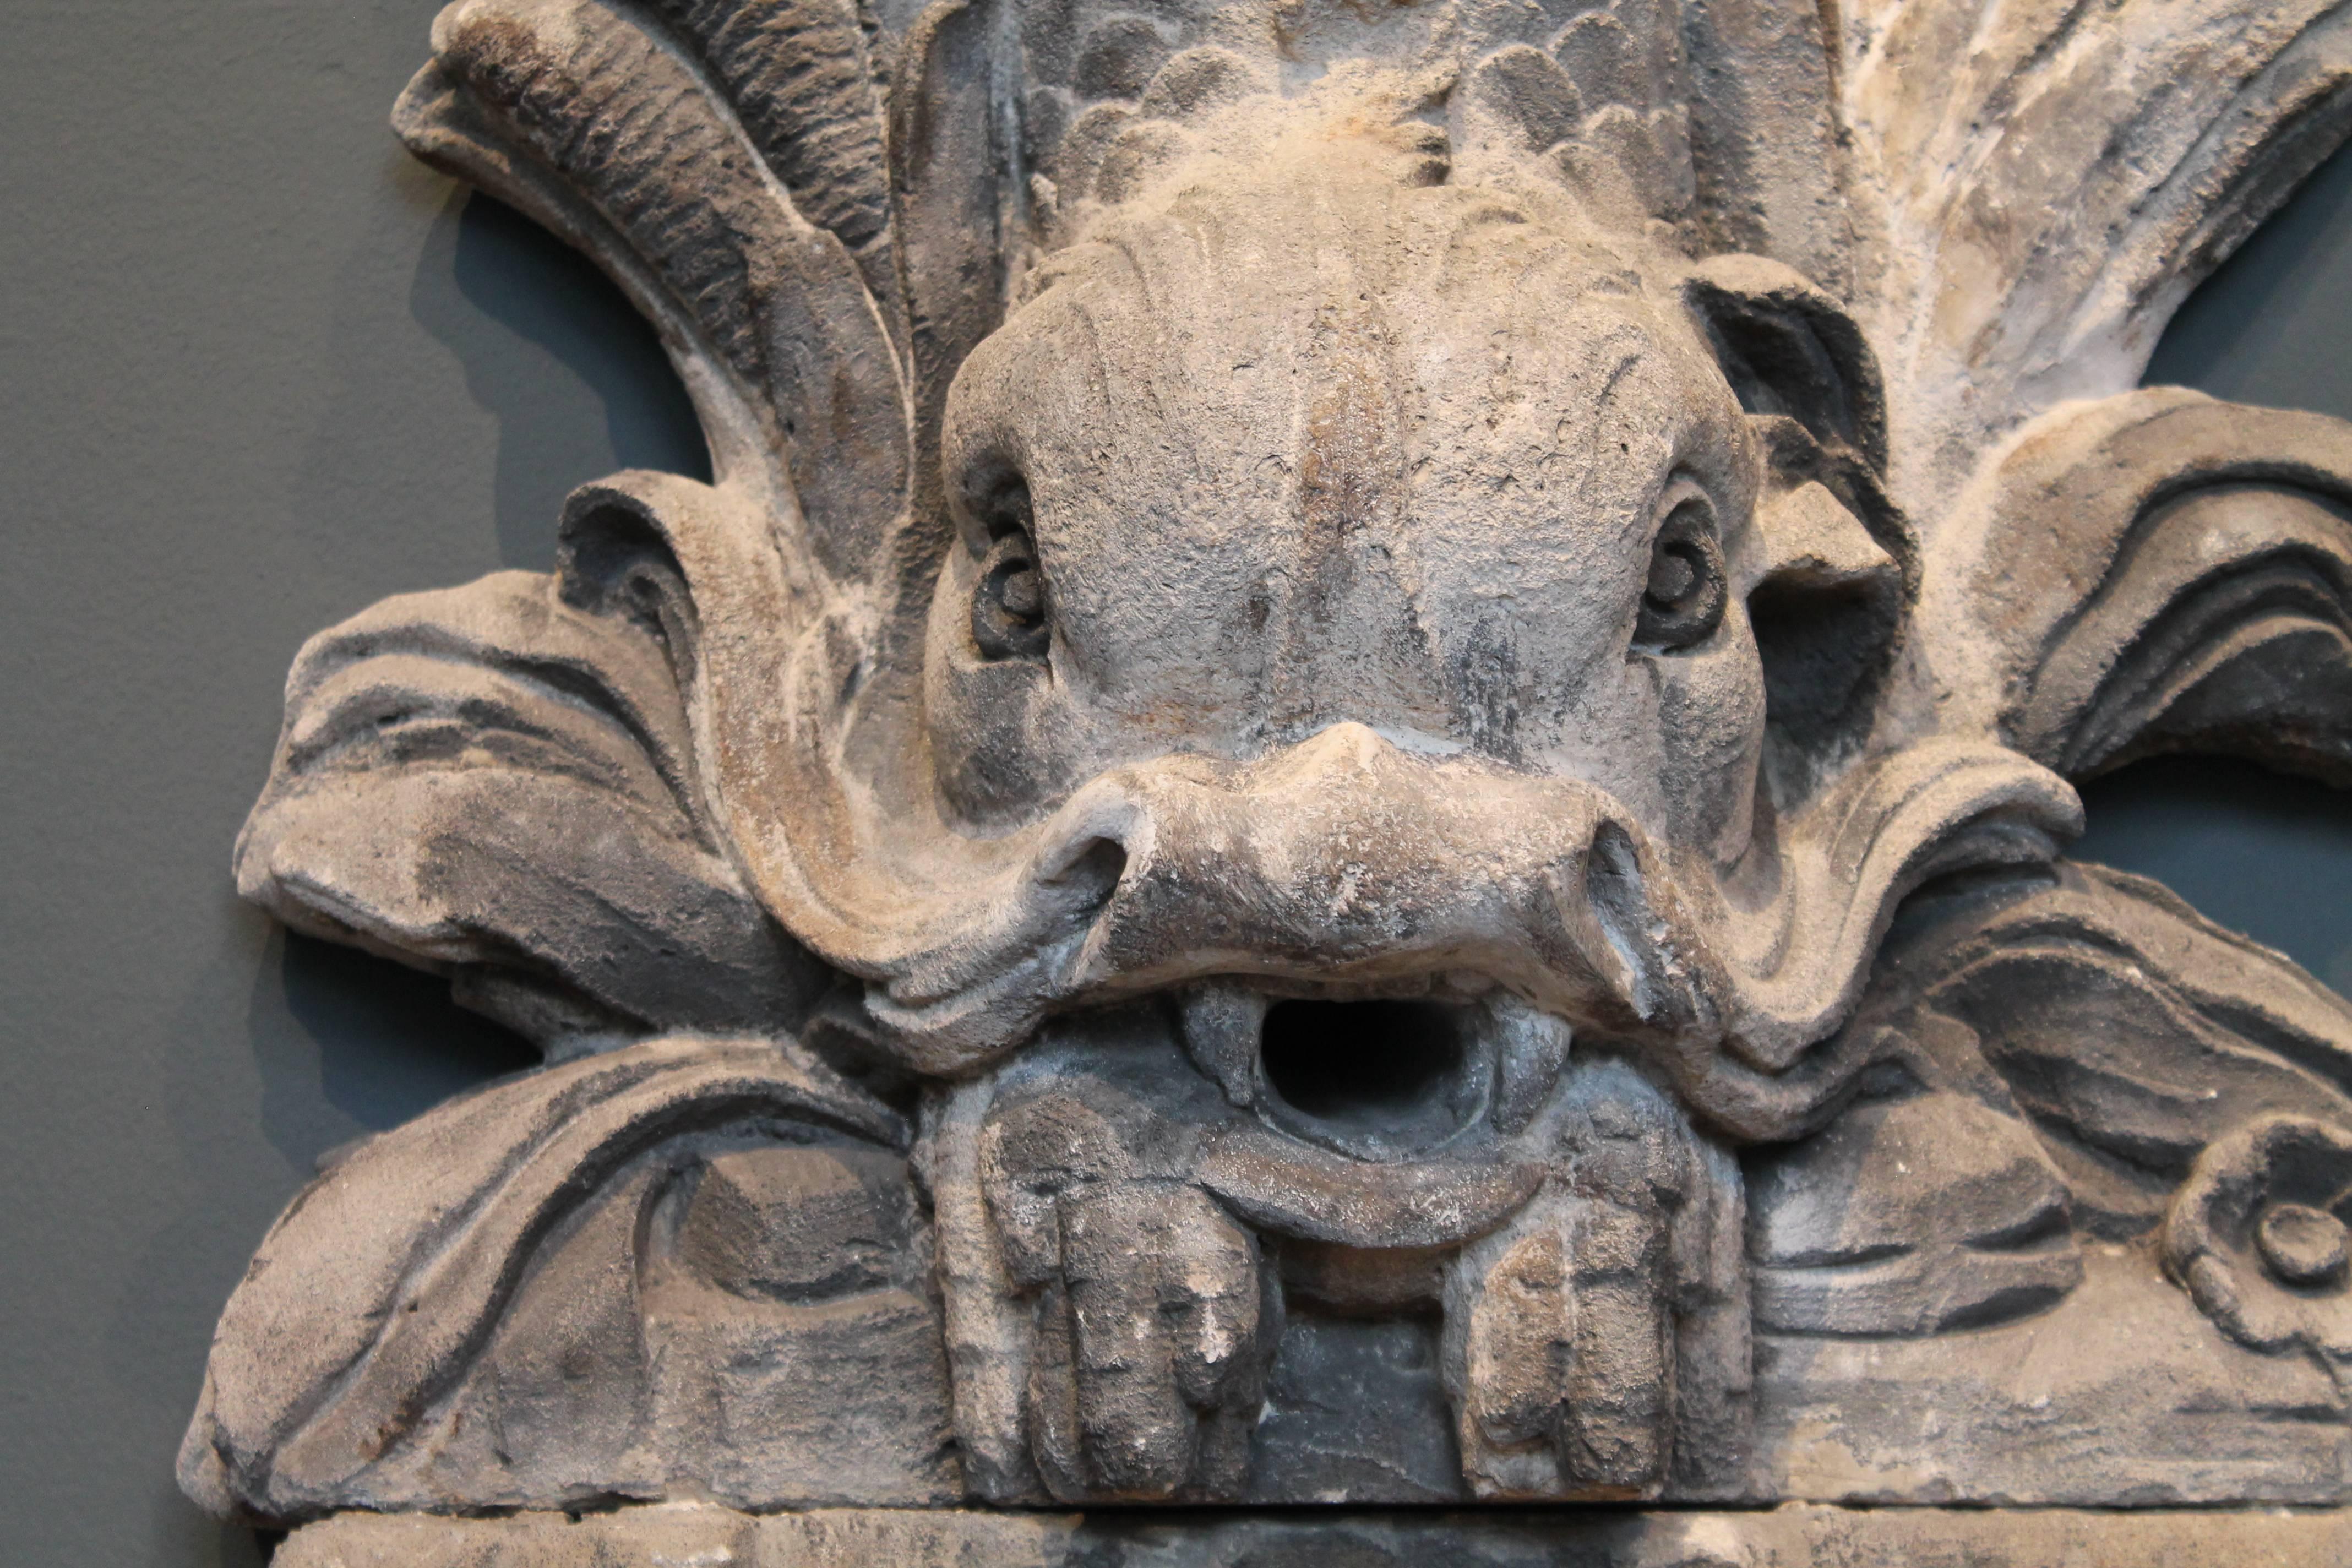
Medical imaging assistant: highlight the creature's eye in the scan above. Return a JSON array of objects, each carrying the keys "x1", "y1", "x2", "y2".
[
  {"x1": 1635, "y1": 494, "x2": 1728, "y2": 653},
  {"x1": 970, "y1": 480, "x2": 1050, "y2": 661}
]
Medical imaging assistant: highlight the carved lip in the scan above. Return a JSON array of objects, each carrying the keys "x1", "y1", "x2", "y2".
[{"x1": 1174, "y1": 979, "x2": 1572, "y2": 1161}]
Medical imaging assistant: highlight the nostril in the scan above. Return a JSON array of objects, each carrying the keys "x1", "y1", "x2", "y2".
[
  {"x1": 1041, "y1": 835, "x2": 1128, "y2": 912},
  {"x1": 1259, "y1": 999, "x2": 1483, "y2": 1156}
]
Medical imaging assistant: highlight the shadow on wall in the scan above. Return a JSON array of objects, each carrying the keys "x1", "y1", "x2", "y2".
[
  {"x1": 410, "y1": 187, "x2": 711, "y2": 565},
  {"x1": 244, "y1": 185, "x2": 707, "y2": 1223},
  {"x1": 250, "y1": 930, "x2": 538, "y2": 1173}
]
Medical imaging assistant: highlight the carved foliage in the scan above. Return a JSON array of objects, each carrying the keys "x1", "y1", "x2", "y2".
[
  {"x1": 1837, "y1": 0, "x2": 2352, "y2": 497},
  {"x1": 1747, "y1": 859, "x2": 2352, "y2": 1344},
  {"x1": 178, "y1": 1037, "x2": 946, "y2": 1520},
  {"x1": 235, "y1": 565, "x2": 827, "y2": 1049},
  {"x1": 1930, "y1": 390, "x2": 2352, "y2": 787},
  {"x1": 2168, "y1": 1114, "x2": 2352, "y2": 1366}
]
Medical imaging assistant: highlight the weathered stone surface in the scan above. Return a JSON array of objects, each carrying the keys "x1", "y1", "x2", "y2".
[
  {"x1": 1753, "y1": 1244, "x2": 2352, "y2": 1506},
  {"x1": 1748, "y1": 1087, "x2": 2078, "y2": 1337},
  {"x1": 678, "y1": 1144, "x2": 919, "y2": 1300},
  {"x1": 179, "y1": 1037, "x2": 959, "y2": 1518},
  {"x1": 185, "y1": 0, "x2": 2352, "y2": 1548},
  {"x1": 273, "y1": 1501, "x2": 2352, "y2": 1567}
]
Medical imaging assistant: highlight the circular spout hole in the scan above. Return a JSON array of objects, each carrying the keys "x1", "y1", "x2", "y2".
[{"x1": 1258, "y1": 999, "x2": 1483, "y2": 1155}]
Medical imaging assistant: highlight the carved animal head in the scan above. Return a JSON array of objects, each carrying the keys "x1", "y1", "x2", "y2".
[
  {"x1": 902, "y1": 127, "x2": 1983, "y2": 1126},
  {"x1": 934, "y1": 144, "x2": 1790, "y2": 844},
  {"x1": 236, "y1": 0, "x2": 2352, "y2": 1145},
  {"x1": 199, "y1": 0, "x2": 2352, "y2": 1524}
]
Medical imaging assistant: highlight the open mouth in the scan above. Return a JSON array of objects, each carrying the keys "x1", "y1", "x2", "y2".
[{"x1": 1174, "y1": 982, "x2": 1572, "y2": 1160}]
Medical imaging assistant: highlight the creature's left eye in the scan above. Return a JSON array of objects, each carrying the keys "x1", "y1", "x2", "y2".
[
  {"x1": 1635, "y1": 492, "x2": 1727, "y2": 653},
  {"x1": 970, "y1": 478, "x2": 1051, "y2": 661}
]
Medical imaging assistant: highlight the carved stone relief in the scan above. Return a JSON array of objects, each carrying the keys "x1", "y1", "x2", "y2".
[{"x1": 180, "y1": 0, "x2": 2352, "y2": 1560}]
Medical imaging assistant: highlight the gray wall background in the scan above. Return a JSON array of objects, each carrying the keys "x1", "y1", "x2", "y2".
[{"x1": 8, "y1": 3, "x2": 2352, "y2": 1561}]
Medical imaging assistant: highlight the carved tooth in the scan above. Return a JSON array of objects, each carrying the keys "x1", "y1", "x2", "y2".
[
  {"x1": 1487, "y1": 993, "x2": 1572, "y2": 1135},
  {"x1": 1441, "y1": 968, "x2": 1498, "y2": 999},
  {"x1": 1177, "y1": 983, "x2": 1269, "y2": 1107}
]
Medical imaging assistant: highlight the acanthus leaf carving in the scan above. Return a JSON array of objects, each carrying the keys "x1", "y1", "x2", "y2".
[{"x1": 235, "y1": 562, "x2": 829, "y2": 1049}]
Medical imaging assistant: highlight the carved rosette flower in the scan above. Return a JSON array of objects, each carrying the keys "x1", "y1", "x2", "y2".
[{"x1": 2168, "y1": 1115, "x2": 2352, "y2": 1364}]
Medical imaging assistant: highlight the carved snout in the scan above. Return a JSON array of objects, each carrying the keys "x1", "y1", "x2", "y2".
[
  {"x1": 862, "y1": 721, "x2": 2078, "y2": 1155},
  {"x1": 1026, "y1": 722, "x2": 1706, "y2": 1036}
]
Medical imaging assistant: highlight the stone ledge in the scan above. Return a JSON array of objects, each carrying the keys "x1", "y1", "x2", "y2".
[{"x1": 274, "y1": 1501, "x2": 2352, "y2": 1566}]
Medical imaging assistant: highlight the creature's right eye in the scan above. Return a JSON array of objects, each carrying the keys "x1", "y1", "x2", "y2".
[
  {"x1": 970, "y1": 480, "x2": 1050, "y2": 661},
  {"x1": 1634, "y1": 493, "x2": 1728, "y2": 653}
]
